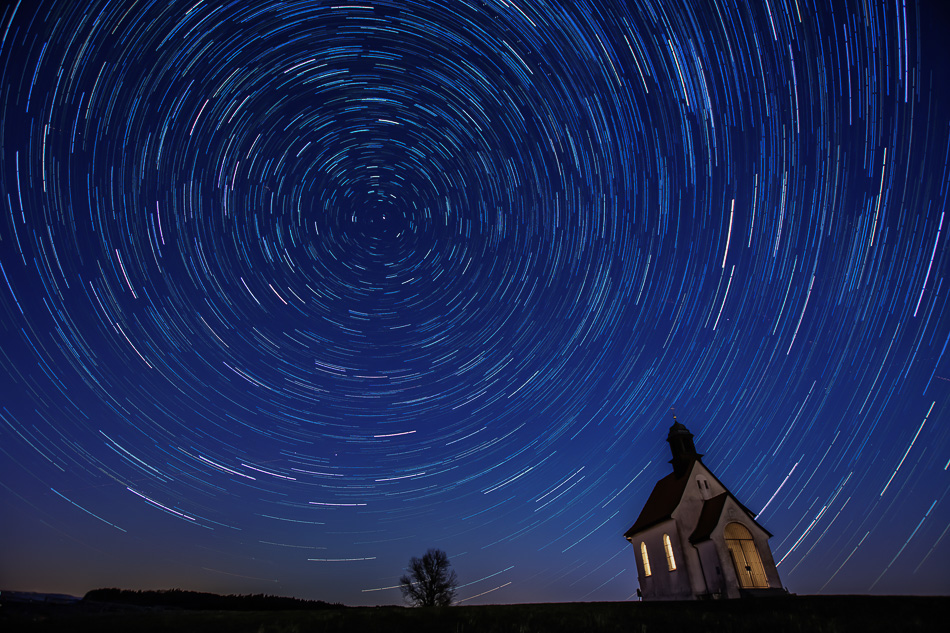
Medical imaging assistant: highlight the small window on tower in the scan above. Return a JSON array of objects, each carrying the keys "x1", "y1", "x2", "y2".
[
  {"x1": 640, "y1": 542, "x2": 652, "y2": 576},
  {"x1": 696, "y1": 477, "x2": 711, "y2": 499},
  {"x1": 663, "y1": 534, "x2": 677, "y2": 571}
]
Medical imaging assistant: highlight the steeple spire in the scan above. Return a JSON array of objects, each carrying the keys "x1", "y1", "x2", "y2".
[{"x1": 667, "y1": 415, "x2": 701, "y2": 477}]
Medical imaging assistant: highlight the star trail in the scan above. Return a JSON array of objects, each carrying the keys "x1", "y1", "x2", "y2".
[{"x1": 1, "y1": 0, "x2": 948, "y2": 604}]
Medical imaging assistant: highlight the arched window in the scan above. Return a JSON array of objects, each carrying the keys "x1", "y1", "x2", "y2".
[
  {"x1": 723, "y1": 523, "x2": 769, "y2": 588},
  {"x1": 640, "y1": 541, "x2": 652, "y2": 576},
  {"x1": 663, "y1": 534, "x2": 677, "y2": 570}
]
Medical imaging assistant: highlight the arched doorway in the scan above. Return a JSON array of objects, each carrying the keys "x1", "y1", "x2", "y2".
[{"x1": 724, "y1": 523, "x2": 769, "y2": 588}]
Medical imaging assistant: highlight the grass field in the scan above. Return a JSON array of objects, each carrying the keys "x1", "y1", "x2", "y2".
[{"x1": 2, "y1": 594, "x2": 945, "y2": 632}]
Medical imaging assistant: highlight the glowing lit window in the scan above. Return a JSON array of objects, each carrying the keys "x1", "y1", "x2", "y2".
[
  {"x1": 663, "y1": 533, "x2": 677, "y2": 571},
  {"x1": 640, "y1": 541, "x2": 652, "y2": 576}
]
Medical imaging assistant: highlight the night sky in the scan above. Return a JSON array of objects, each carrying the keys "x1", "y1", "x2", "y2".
[{"x1": 1, "y1": 0, "x2": 948, "y2": 605}]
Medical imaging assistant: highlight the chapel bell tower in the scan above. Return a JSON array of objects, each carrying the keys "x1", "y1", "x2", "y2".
[{"x1": 667, "y1": 418, "x2": 701, "y2": 477}]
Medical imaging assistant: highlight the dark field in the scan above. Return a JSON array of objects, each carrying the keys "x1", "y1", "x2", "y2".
[{"x1": 2, "y1": 595, "x2": 945, "y2": 632}]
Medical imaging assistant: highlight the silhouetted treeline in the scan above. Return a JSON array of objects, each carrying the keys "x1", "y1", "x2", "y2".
[{"x1": 82, "y1": 588, "x2": 345, "y2": 611}]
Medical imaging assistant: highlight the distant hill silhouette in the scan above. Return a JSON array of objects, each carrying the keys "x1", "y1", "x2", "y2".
[
  {"x1": 83, "y1": 588, "x2": 344, "y2": 611},
  {"x1": 0, "y1": 590, "x2": 80, "y2": 604}
]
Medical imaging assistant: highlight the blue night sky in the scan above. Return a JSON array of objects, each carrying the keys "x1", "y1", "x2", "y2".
[{"x1": 1, "y1": 0, "x2": 948, "y2": 605}]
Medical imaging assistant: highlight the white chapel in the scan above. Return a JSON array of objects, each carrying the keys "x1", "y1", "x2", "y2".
[{"x1": 624, "y1": 419, "x2": 787, "y2": 600}]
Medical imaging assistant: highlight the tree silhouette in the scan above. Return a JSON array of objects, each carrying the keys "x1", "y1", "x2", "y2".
[{"x1": 399, "y1": 548, "x2": 459, "y2": 607}]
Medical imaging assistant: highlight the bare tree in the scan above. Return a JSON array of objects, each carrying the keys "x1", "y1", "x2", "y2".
[{"x1": 399, "y1": 548, "x2": 459, "y2": 607}]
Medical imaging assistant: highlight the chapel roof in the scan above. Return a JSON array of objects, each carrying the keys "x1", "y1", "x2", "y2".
[
  {"x1": 688, "y1": 492, "x2": 729, "y2": 543},
  {"x1": 623, "y1": 462, "x2": 695, "y2": 538},
  {"x1": 689, "y1": 492, "x2": 772, "y2": 543}
]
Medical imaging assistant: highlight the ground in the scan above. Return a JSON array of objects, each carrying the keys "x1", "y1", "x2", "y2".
[{"x1": 1, "y1": 594, "x2": 945, "y2": 632}]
